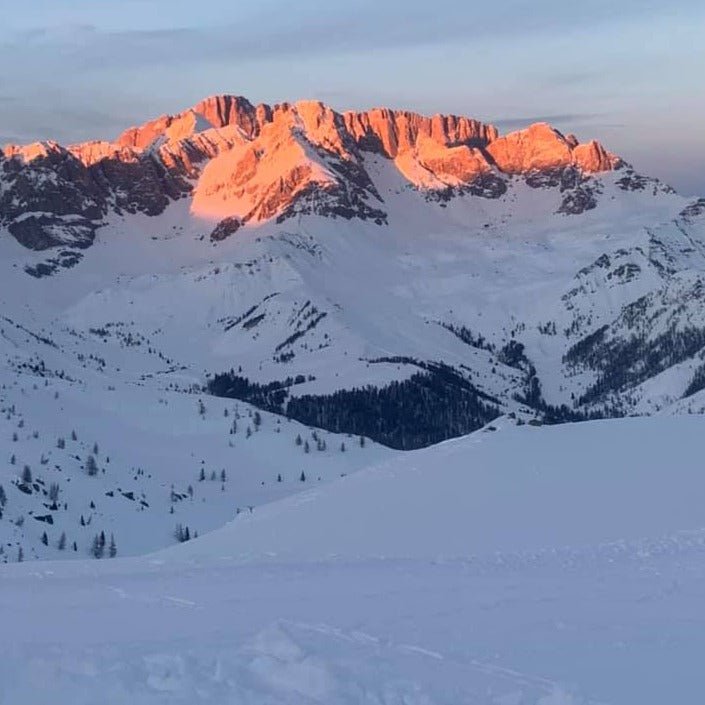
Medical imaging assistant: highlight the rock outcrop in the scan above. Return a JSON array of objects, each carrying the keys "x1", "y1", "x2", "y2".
[{"x1": 486, "y1": 123, "x2": 620, "y2": 174}]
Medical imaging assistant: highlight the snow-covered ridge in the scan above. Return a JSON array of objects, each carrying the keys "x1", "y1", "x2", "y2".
[{"x1": 0, "y1": 94, "x2": 622, "y2": 250}]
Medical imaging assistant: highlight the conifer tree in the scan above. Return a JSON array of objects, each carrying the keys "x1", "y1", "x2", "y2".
[
  {"x1": 91, "y1": 534, "x2": 104, "y2": 559},
  {"x1": 85, "y1": 455, "x2": 98, "y2": 476}
]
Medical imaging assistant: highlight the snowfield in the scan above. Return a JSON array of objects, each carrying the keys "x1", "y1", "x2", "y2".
[{"x1": 2, "y1": 415, "x2": 705, "y2": 704}]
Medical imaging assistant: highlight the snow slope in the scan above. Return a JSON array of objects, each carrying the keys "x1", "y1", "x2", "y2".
[
  {"x1": 1, "y1": 415, "x2": 704, "y2": 704},
  {"x1": 168, "y1": 414, "x2": 705, "y2": 562}
]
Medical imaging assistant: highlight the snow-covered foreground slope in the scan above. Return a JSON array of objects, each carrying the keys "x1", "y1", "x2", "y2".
[
  {"x1": 168, "y1": 414, "x2": 705, "y2": 562},
  {"x1": 2, "y1": 416, "x2": 705, "y2": 704}
]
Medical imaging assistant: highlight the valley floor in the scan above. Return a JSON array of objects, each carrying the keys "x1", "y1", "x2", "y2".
[{"x1": 2, "y1": 416, "x2": 704, "y2": 704}]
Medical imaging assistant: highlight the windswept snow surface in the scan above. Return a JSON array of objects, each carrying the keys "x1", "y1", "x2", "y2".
[{"x1": 2, "y1": 416, "x2": 705, "y2": 704}]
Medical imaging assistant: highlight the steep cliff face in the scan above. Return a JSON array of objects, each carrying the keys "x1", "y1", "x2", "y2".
[
  {"x1": 485, "y1": 123, "x2": 621, "y2": 174},
  {"x1": 0, "y1": 95, "x2": 623, "y2": 251},
  {"x1": 343, "y1": 108, "x2": 498, "y2": 156},
  {"x1": 191, "y1": 101, "x2": 386, "y2": 228}
]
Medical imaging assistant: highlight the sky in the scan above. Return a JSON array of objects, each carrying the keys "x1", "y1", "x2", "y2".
[{"x1": 0, "y1": 0, "x2": 703, "y2": 195}]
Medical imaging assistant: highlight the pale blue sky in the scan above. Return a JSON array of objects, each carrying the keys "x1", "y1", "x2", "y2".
[{"x1": 1, "y1": 0, "x2": 703, "y2": 195}]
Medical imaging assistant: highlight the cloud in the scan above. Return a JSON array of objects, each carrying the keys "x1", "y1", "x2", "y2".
[{"x1": 1, "y1": 0, "x2": 700, "y2": 73}]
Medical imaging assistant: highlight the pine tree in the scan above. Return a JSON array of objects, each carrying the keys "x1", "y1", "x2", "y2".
[
  {"x1": 304, "y1": 440, "x2": 310, "y2": 453},
  {"x1": 109, "y1": 534, "x2": 116, "y2": 558},
  {"x1": 80, "y1": 514, "x2": 85, "y2": 526},
  {"x1": 253, "y1": 411, "x2": 262, "y2": 428},
  {"x1": 9, "y1": 454, "x2": 15, "y2": 465},
  {"x1": 41, "y1": 531, "x2": 48, "y2": 546},
  {"x1": 71, "y1": 430, "x2": 77, "y2": 441},
  {"x1": 359, "y1": 435, "x2": 365, "y2": 448},
  {"x1": 49, "y1": 483, "x2": 60, "y2": 504},
  {"x1": 210, "y1": 470, "x2": 216, "y2": 481},
  {"x1": 91, "y1": 534, "x2": 104, "y2": 559},
  {"x1": 300, "y1": 471, "x2": 306, "y2": 482},
  {"x1": 220, "y1": 469, "x2": 226, "y2": 483},
  {"x1": 21, "y1": 465, "x2": 32, "y2": 485},
  {"x1": 58, "y1": 532, "x2": 66, "y2": 551},
  {"x1": 277, "y1": 473, "x2": 282, "y2": 483},
  {"x1": 85, "y1": 455, "x2": 98, "y2": 476},
  {"x1": 340, "y1": 442, "x2": 346, "y2": 452},
  {"x1": 93, "y1": 442, "x2": 99, "y2": 455},
  {"x1": 0, "y1": 484, "x2": 6, "y2": 507},
  {"x1": 199, "y1": 467, "x2": 206, "y2": 482},
  {"x1": 57, "y1": 437, "x2": 65, "y2": 449},
  {"x1": 17, "y1": 546, "x2": 23, "y2": 562},
  {"x1": 295, "y1": 434, "x2": 302, "y2": 446}
]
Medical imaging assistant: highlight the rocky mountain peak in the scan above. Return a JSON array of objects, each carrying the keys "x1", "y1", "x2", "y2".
[{"x1": 0, "y1": 94, "x2": 627, "y2": 251}]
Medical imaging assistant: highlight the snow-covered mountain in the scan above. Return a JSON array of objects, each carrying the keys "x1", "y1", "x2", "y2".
[{"x1": 1, "y1": 95, "x2": 705, "y2": 562}]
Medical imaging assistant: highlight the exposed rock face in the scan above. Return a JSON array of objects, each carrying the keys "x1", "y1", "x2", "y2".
[
  {"x1": 680, "y1": 198, "x2": 705, "y2": 222},
  {"x1": 343, "y1": 108, "x2": 497, "y2": 157},
  {"x1": 209, "y1": 216, "x2": 241, "y2": 242},
  {"x1": 192, "y1": 101, "x2": 386, "y2": 225},
  {"x1": 1, "y1": 95, "x2": 623, "y2": 252},
  {"x1": 485, "y1": 123, "x2": 620, "y2": 174}
]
